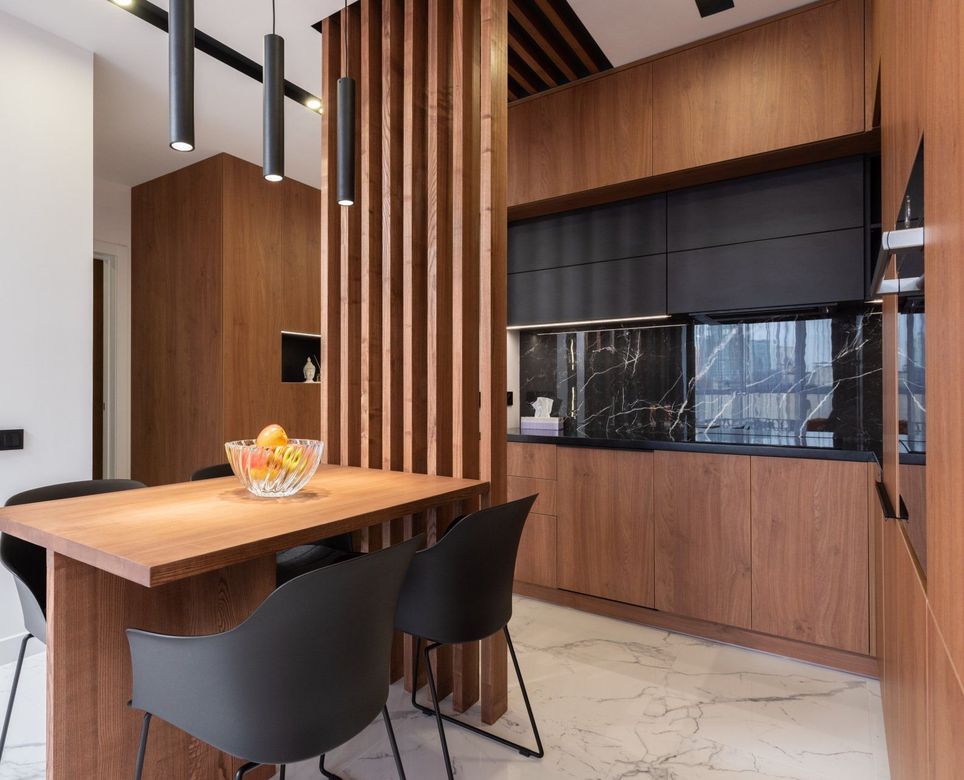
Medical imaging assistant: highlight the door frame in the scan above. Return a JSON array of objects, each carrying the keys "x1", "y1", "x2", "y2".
[{"x1": 94, "y1": 243, "x2": 125, "y2": 479}]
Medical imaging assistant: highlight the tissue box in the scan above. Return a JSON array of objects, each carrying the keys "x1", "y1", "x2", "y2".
[{"x1": 520, "y1": 416, "x2": 564, "y2": 434}]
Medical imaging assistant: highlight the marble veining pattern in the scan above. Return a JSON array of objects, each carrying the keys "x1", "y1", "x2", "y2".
[
  {"x1": 519, "y1": 312, "x2": 883, "y2": 452},
  {"x1": 0, "y1": 598, "x2": 888, "y2": 780}
]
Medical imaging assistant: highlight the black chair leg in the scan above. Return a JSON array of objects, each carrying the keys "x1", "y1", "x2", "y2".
[
  {"x1": 235, "y1": 762, "x2": 260, "y2": 780},
  {"x1": 319, "y1": 753, "x2": 344, "y2": 779},
  {"x1": 382, "y1": 705, "x2": 407, "y2": 780},
  {"x1": 0, "y1": 633, "x2": 31, "y2": 764},
  {"x1": 423, "y1": 642, "x2": 455, "y2": 780},
  {"x1": 279, "y1": 765, "x2": 286, "y2": 779},
  {"x1": 412, "y1": 628, "x2": 544, "y2": 760},
  {"x1": 133, "y1": 712, "x2": 152, "y2": 780}
]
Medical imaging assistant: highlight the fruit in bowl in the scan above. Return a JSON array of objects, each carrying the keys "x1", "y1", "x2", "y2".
[{"x1": 225, "y1": 425, "x2": 324, "y2": 498}]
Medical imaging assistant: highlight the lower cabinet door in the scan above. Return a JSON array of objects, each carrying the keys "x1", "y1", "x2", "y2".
[
  {"x1": 751, "y1": 457, "x2": 871, "y2": 653},
  {"x1": 514, "y1": 513, "x2": 558, "y2": 589},
  {"x1": 556, "y1": 448, "x2": 655, "y2": 607},
  {"x1": 654, "y1": 451, "x2": 752, "y2": 628}
]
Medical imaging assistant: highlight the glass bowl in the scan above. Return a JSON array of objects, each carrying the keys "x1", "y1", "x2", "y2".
[{"x1": 224, "y1": 439, "x2": 324, "y2": 497}]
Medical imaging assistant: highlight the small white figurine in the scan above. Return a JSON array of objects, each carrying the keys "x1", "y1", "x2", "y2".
[{"x1": 303, "y1": 356, "x2": 318, "y2": 383}]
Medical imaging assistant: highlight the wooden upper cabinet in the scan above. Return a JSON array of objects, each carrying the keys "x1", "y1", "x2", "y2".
[
  {"x1": 508, "y1": 64, "x2": 653, "y2": 206},
  {"x1": 652, "y1": 0, "x2": 865, "y2": 175},
  {"x1": 557, "y1": 448, "x2": 655, "y2": 608},
  {"x1": 654, "y1": 452, "x2": 752, "y2": 628},
  {"x1": 751, "y1": 457, "x2": 871, "y2": 654}
]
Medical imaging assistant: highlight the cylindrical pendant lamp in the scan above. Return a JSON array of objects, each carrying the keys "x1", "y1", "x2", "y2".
[
  {"x1": 169, "y1": 0, "x2": 195, "y2": 152},
  {"x1": 263, "y1": 33, "x2": 285, "y2": 182},
  {"x1": 337, "y1": 75, "x2": 355, "y2": 206}
]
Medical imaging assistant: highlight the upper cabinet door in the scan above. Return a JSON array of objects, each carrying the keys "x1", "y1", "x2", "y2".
[
  {"x1": 652, "y1": 0, "x2": 865, "y2": 175},
  {"x1": 508, "y1": 65, "x2": 653, "y2": 206},
  {"x1": 509, "y1": 195, "x2": 666, "y2": 275}
]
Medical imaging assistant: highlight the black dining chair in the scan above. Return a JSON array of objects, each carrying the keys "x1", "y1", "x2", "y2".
[
  {"x1": 191, "y1": 463, "x2": 358, "y2": 584},
  {"x1": 394, "y1": 495, "x2": 543, "y2": 779},
  {"x1": 128, "y1": 536, "x2": 421, "y2": 780},
  {"x1": 0, "y1": 478, "x2": 146, "y2": 763}
]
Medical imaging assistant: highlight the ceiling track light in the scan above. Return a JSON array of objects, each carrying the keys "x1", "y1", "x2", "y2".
[
  {"x1": 263, "y1": 0, "x2": 285, "y2": 182},
  {"x1": 169, "y1": 0, "x2": 195, "y2": 151},
  {"x1": 337, "y1": 0, "x2": 355, "y2": 207}
]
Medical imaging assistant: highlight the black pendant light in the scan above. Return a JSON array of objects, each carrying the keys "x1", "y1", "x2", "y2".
[
  {"x1": 169, "y1": 0, "x2": 195, "y2": 152},
  {"x1": 337, "y1": 0, "x2": 355, "y2": 206},
  {"x1": 263, "y1": 0, "x2": 285, "y2": 182}
]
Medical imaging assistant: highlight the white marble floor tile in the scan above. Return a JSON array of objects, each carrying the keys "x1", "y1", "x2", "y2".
[{"x1": 0, "y1": 598, "x2": 889, "y2": 780}]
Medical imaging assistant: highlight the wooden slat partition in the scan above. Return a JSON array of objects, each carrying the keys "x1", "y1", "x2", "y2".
[{"x1": 320, "y1": 0, "x2": 509, "y2": 724}]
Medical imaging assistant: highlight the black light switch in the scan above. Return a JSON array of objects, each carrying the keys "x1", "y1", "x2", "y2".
[
  {"x1": 695, "y1": 0, "x2": 735, "y2": 17},
  {"x1": 0, "y1": 430, "x2": 24, "y2": 451},
  {"x1": 507, "y1": 391, "x2": 514, "y2": 406}
]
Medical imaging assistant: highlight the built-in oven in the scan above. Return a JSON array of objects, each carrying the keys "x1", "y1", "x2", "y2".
[{"x1": 872, "y1": 143, "x2": 926, "y2": 572}]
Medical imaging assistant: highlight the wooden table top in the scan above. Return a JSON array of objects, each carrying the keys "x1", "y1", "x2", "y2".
[{"x1": 0, "y1": 465, "x2": 488, "y2": 587}]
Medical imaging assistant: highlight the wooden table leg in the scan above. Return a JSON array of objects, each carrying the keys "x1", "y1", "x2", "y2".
[
  {"x1": 481, "y1": 630, "x2": 508, "y2": 724},
  {"x1": 46, "y1": 552, "x2": 276, "y2": 779}
]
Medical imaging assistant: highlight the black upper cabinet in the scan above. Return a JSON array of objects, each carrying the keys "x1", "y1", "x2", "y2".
[
  {"x1": 509, "y1": 255, "x2": 666, "y2": 327},
  {"x1": 667, "y1": 229, "x2": 866, "y2": 314},
  {"x1": 509, "y1": 194, "x2": 666, "y2": 274},
  {"x1": 667, "y1": 157, "x2": 865, "y2": 252}
]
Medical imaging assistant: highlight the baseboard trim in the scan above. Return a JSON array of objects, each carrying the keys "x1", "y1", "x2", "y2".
[
  {"x1": 514, "y1": 582, "x2": 879, "y2": 679},
  {"x1": 0, "y1": 632, "x2": 43, "y2": 668}
]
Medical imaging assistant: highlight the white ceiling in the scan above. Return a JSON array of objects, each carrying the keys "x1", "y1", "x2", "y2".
[
  {"x1": 570, "y1": 0, "x2": 815, "y2": 67},
  {"x1": 0, "y1": 0, "x2": 343, "y2": 188},
  {"x1": 0, "y1": 0, "x2": 816, "y2": 190}
]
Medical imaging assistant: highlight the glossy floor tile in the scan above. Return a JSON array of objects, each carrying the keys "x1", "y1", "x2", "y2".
[{"x1": 0, "y1": 597, "x2": 889, "y2": 780}]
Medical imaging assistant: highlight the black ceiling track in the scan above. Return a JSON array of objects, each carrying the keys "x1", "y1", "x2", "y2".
[{"x1": 109, "y1": 0, "x2": 321, "y2": 110}]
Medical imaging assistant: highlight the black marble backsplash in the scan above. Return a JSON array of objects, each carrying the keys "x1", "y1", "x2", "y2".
[{"x1": 519, "y1": 309, "x2": 883, "y2": 453}]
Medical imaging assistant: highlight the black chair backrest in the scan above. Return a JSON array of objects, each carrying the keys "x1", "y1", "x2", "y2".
[
  {"x1": 2, "y1": 479, "x2": 146, "y2": 642},
  {"x1": 395, "y1": 495, "x2": 537, "y2": 644},
  {"x1": 190, "y1": 463, "x2": 234, "y2": 481},
  {"x1": 127, "y1": 535, "x2": 421, "y2": 766}
]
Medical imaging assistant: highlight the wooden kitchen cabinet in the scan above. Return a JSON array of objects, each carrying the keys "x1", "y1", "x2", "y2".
[
  {"x1": 651, "y1": 0, "x2": 865, "y2": 174},
  {"x1": 654, "y1": 451, "x2": 752, "y2": 628},
  {"x1": 514, "y1": 513, "x2": 558, "y2": 589},
  {"x1": 508, "y1": 443, "x2": 559, "y2": 589},
  {"x1": 557, "y1": 448, "x2": 655, "y2": 608},
  {"x1": 751, "y1": 457, "x2": 871, "y2": 653},
  {"x1": 928, "y1": 609, "x2": 964, "y2": 779}
]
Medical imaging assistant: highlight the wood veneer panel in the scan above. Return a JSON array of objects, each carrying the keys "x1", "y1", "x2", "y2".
[
  {"x1": 881, "y1": 522, "x2": 928, "y2": 780},
  {"x1": 928, "y1": 609, "x2": 964, "y2": 779},
  {"x1": 507, "y1": 475, "x2": 555, "y2": 515},
  {"x1": 652, "y1": 0, "x2": 864, "y2": 174},
  {"x1": 508, "y1": 63, "x2": 652, "y2": 205},
  {"x1": 924, "y1": 0, "x2": 964, "y2": 681},
  {"x1": 751, "y1": 457, "x2": 870, "y2": 653},
  {"x1": 507, "y1": 442, "x2": 556, "y2": 479},
  {"x1": 556, "y1": 448, "x2": 655, "y2": 608},
  {"x1": 514, "y1": 512, "x2": 556, "y2": 588},
  {"x1": 131, "y1": 156, "x2": 224, "y2": 486},
  {"x1": 46, "y1": 552, "x2": 276, "y2": 780},
  {"x1": 654, "y1": 452, "x2": 751, "y2": 629}
]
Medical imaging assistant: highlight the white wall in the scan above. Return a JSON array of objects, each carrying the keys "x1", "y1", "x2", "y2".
[
  {"x1": 0, "y1": 11, "x2": 94, "y2": 661},
  {"x1": 94, "y1": 178, "x2": 132, "y2": 479}
]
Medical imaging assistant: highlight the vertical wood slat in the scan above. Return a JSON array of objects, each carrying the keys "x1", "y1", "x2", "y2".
[
  {"x1": 321, "y1": 0, "x2": 508, "y2": 722},
  {"x1": 321, "y1": 17, "x2": 342, "y2": 464},
  {"x1": 479, "y1": 0, "x2": 510, "y2": 725},
  {"x1": 341, "y1": 4, "x2": 364, "y2": 468}
]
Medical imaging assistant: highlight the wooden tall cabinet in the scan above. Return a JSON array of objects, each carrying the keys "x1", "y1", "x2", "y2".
[
  {"x1": 556, "y1": 448, "x2": 655, "y2": 608},
  {"x1": 654, "y1": 452, "x2": 752, "y2": 628},
  {"x1": 132, "y1": 154, "x2": 321, "y2": 486}
]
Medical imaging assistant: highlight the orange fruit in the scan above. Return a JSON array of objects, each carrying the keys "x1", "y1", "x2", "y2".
[{"x1": 256, "y1": 424, "x2": 289, "y2": 448}]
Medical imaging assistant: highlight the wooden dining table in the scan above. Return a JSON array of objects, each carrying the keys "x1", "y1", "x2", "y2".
[{"x1": 0, "y1": 465, "x2": 492, "y2": 779}]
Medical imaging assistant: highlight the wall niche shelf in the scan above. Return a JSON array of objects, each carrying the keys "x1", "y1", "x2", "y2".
[{"x1": 281, "y1": 330, "x2": 322, "y2": 384}]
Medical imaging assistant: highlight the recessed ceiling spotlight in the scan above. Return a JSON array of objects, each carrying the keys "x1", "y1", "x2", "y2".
[
  {"x1": 305, "y1": 97, "x2": 322, "y2": 111},
  {"x1": 695, "y1": 0, "x2": 735, "y2": 18}
]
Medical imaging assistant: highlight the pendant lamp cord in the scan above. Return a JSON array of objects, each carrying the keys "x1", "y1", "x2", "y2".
[
  {"x1": 272, "y1": 0, "x2": 276, "y2": 34},
  {"x1": 342, "y1": 0, "x2": 349, "y2": 77}
]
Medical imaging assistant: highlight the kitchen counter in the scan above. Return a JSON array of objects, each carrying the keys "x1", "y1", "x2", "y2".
[{"x1": 508, "y1": 427, "x2": 878, "y2": 462}]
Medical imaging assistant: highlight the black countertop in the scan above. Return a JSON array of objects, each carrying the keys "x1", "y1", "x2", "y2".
[{"x1": 507, "y1": 427, "x2": 879, "y2": 462}]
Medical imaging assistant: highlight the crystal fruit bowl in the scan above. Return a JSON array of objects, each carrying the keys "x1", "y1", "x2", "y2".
[{"x1": 224, "y1": 439, "x2": 324, "y2": 497}]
